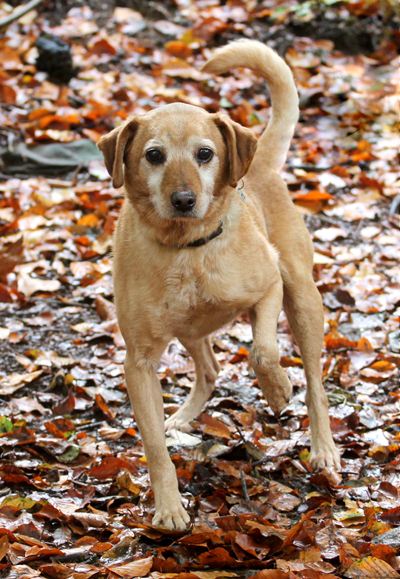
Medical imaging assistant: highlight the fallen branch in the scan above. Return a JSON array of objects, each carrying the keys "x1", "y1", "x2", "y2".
[{"x1": 0, "y1": 0, "x2": 44, "y2": 28}]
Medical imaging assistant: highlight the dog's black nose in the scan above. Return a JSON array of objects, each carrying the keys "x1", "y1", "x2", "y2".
[{"x1": 170, "y1": 190, "x2": 196, "y2": 212}]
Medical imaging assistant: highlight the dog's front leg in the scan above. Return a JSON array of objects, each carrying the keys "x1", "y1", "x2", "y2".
[
  {"x1": 249, "y1": 276, "x2": 293, "y2": 415},
  {"x1": 124, "y1": 352, "x2": 190, "y2": 530}
]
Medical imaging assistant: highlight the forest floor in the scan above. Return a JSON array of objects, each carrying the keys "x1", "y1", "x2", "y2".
[{"x1": 0, "y1": 1, "x2": 399, "y2": 578}]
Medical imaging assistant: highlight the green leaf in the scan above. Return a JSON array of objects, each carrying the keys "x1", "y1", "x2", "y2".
[
  {"x1": 300, "y1": 449, "x2": 311, "y2": 462},
  {"x1": 219, "y1": 97, "x2": 233, "y2": 109},
  {"x1": 1, "y1": 495, "x2": 39, "y2": 512},
  {"x1": 0, "y1": 416, "x2": 13, "y2": 433},
  {"x1": 250, "y1": 112, "x2": 264, "y2": 126},
  {"x1": 58, "y1": 445, "x2": 80, "y2": 462}
]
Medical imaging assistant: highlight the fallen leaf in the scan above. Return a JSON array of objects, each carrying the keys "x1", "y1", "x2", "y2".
[
  {"x1": 0, "y1": 371, "x2": 43, "y2": 395},
  {"x1": 345, "y1": 556, "x2": 400, "y2": 579}
]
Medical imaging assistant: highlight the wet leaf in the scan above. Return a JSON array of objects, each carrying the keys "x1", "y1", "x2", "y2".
[
  {"x1": 106, "y1": 555, "x2": 153, "y2": 578},
  {"x1": 345, "y1": 556, "x2": 400, "y2": 579}
]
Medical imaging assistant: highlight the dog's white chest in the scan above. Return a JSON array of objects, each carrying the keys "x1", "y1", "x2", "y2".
[
  {"x1": 163, "y1": 247, "x2": 267, "y2": 339},
  {"x1": 164, "y1": 253, "x2": 203, "y2": 310}
]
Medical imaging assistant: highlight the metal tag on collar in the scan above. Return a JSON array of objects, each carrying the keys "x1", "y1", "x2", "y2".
[{"x1": 237, "y1": 180, "x2": 246, "y2": 203}]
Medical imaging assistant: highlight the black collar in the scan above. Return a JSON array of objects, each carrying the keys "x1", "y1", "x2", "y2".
[{"x1": 179, "y1": 221, "x2": 223, "y2": 248}]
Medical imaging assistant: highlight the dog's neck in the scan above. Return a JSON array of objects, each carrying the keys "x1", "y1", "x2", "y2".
[
  {"x1": 174, "y1": 221, "x2": 223, "y2": 248},
  {"x1": 130, "y1": 186, "x2": 241, "y2": 248}
]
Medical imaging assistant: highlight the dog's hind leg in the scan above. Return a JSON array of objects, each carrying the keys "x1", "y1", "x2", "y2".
[
  {"x1": 249, "y1": 274, "x2": 293, "y2": 416},
  {"x1": 165, "y1": 336, "x2": 220, "y2": 433},
  {"x1": 282, "y1": 272, "x2": 341, "y2": 470}
]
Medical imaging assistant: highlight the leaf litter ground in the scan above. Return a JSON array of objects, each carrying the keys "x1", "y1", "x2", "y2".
[{"x1": 0, "y1": 1, "x2": 399, "y2": 578}]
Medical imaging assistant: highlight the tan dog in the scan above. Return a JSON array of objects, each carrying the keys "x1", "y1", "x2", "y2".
[{"x1": 98, "y1": 40, "x2": 340, "y2": 530}]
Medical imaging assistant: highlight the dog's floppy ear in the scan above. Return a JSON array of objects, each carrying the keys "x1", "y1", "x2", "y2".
[
  {"x1": 97, "y1": 117, "x2": 139, "y2": 188},
  {"x1": 213, "y1": 114, "x2": 258, "y2": 188}
]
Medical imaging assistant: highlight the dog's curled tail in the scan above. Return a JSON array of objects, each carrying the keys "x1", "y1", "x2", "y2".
[{"x1": 202, "y1": 40, "x2": 299, "y2": 171}]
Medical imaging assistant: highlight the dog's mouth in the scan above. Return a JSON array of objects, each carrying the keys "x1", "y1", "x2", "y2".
[{"x1": 171, "y1": 211, "x2": 198, "y2": 220}]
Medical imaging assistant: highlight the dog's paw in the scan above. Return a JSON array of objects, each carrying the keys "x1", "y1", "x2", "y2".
[
  {"x1": 153, "y1": 504, "x2": 190, "y2": 530},
  {"x1": 310, "y1": 441, "x2": 341, "y2": 471},
  {"x1": 265, "y1": 369, "x2": 293, "y2": 415},
  {"x1": 165, "y1": 413, "x2": 194, "y2": 433}
]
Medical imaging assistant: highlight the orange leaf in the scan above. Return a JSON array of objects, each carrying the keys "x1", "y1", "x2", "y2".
[
  {"x1": 78, "y1": 214, "x2": 99, "y2": 227},
  {"x1": 325, "y1": 334, "x2": 358, "y2": 351},
  {"x1": 358, "y1": 337, "x2": 374, "y2": 353},
  {"x1": 89, "y1": 541, "x2": 113, "y2": 554},
  {"x1": 294, "y1": 190, "x2": 335, "y2": 201},
  {"x1": 0, "y1": 46, "x2": 23, "y2": 70},
  {"x1": 369, "y1": 360, "x2": 395, "y2": 372},
  {"x1": 165, "y1": 41, "x2": 193, "y2": 58},
  {"x1": 371, "y1": 544, "x2": 397, "y2": 563}
]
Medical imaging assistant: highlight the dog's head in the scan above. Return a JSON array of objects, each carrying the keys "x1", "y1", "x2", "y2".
[{"x1": 98, "y1": 103, "x2": 257, "y2": 222}]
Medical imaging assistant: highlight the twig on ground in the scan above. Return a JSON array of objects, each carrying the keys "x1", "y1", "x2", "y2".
[
  {"x1": 390, "y1": 193, "x2": 400, "y2": 216},
  {"x1": 240, "y1": 468, "x2": 250, "y2": 501},
  {"x1": 0, "y1": 0, "x2": 44, "y2": 28}
]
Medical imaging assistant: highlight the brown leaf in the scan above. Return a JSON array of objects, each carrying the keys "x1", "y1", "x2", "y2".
[
  {"x1": 249, "y1": 572, "x2": 292, "y2": 579},
  {"x1": 282, "y1": 510, "x2": 317, "y2": 549},
  {"x1": 267, "y1": 491, "x2": 301, "y2": 512},
  {"x1": 106, "y1": 555, "x2": 153, "y2": 578},
  {"x1": 234, "y1": 532, "x2": 270, "y2": 559},
  {"x1": 339, "y1": 543, "x2": 360, "y2": 569},
  {"x1": 0, "y1": 534, "x2": 9, "y2": 561},
  {"x1": 95, "y1": 295, "x2": 116, "y2": 321},
  {"x1": 22, "y1": 546, "x2": 65, "y2": 563},
  {"x1": 95, "y1": 393, "x2": 115, "y2": 420},
  {"x1": 315, "y1": 523, "x2": 346, "y2": 559},
  {"x1": 116, "y1": 471, "x2": 141, "y2": 495},
  {"x1": 37, "y1": 563, "x2": 73, "y2": 578},
  {"x1": 196, "y1": 413, "x2": 232, "y2": 439},
  {"x1": 193, "y1": 573, "x2": 238, "y2": 579},
  {"x1": 0, "y1": 237, "x2": 24, "y2": 277},
  {"x1": 52, "y1": 389, "x2": 76, "y2": 416},
  {"x1": 72, "y1": 512, "x2": 109, "y2": 529},
  {"x1": 197, "y1": 547, "x2": 238, "y2": 566},
  {"x1": 88, "y1": 457, "x2": 137, "y2": 481},
  {"x1": 0, "y1": 283, "x2": 13, "y2": 302},
  {"x1": 345, "y1": 556, "x2": 400, "y2": 579},
  {"x1": 380, "y1": 507, "x2": 400, "y2": 526}
]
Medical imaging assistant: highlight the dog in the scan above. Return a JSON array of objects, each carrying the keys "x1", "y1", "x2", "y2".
[{"x1": 97, "y1": 40, "x2": 340, "y2": 530}]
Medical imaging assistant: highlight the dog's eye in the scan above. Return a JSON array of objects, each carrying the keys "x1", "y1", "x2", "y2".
[
  {"x1": 146, "y1": 149, "x2": 164, "y2": 165},
  {"x1": 197, "y1": 148, "x2": 214, "y2": 163}
]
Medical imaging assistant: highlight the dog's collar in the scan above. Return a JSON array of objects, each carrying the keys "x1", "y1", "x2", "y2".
[
  {"x1": 179, "y1": 221, "x2": 223, "y2": 248},
  {"x1": 173, "y1": 184, "x2": 246, "y2": 249}
]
